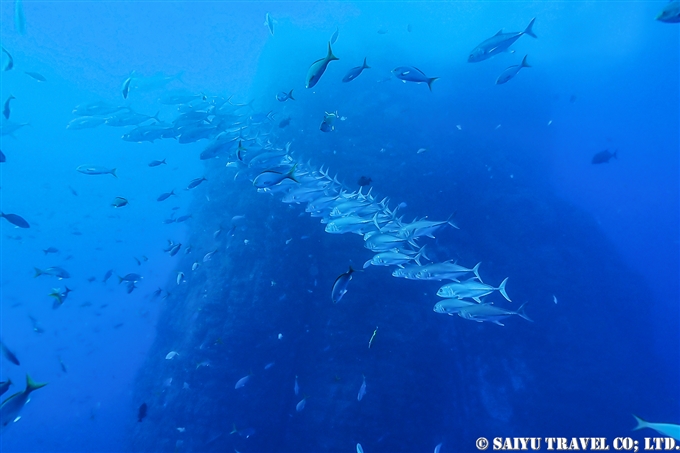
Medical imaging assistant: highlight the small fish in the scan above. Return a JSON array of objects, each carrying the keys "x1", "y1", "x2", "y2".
[
  {"x1": 295, "y1": 396, "x2": 308, "y2": 412},
  {"x1": 186, "y1": 177, "x2": 207, "y2": 190},
  {"x1": 34, "y1": 266, "x2": 70, "y2": 279},
  {"x1": 203, "y1": 250, "x2": 217, "y2": 262},
  {"x1": 0, "y1": 150, "x2": 5, "y2": 163},
  {"x1": 0, "y1": 375, "x2": 47, "y2": 431},
  {"x1": 553, "y1": 295, "x2": 558, "y2": 304},
  {"x1": 264, "y1": 13, "x2": 275, "y2": 36},
  {"x1": 276, "y1": 89, "x2": 295, "y2": 102},
  {"x1": 305, "y1": 42, "x2": 339, "y2": 89},
  {"x1": 496, "y1": 55, "x2": 531, "y2": 85},
  {"x1": 28, "y1": 315, "x2": 44, "y2": 333},
  {"x1": 342, "y1": 58, "x2": 370, "y2": 83},
  {"x1": 0, "y1": 379, "x2": 11, "y2": 396},
  {"x1": 357, "y1": 176, "x2": 372, "y2": 186},
  {"x1": 331, "y1": 265, "x2": 357, "y2": 303},
  {"x1": 417, "y1": 148, "x2": 428, "y2": 154},
  {"x1": 191, "y1": 262, "x2": 199, "y2": 271},
  {"x1": 592, "y1": 149, "x2": 617, "y2": 164},
  {"x1": 279, "y1": 117, "x2": 291, "y2": 128},
  {"x1": 169, "y1": 243, "x2": 182, "y2": 256},
  {"x1": 3, "y1": 95, "x2": 15, "y2": 120},
  {"x1": 1, "y1": 47, "x2": 13, "y2": 71},
  {"x1": 14, "y1": 0, "x2": 26, "y2": 35},
  {"x1": 0, "y1": 341, "x2": 20, "y2": 366},
  {"x1": 58, "y1": 356, "x2": 67, "y2": 373},
  {"x1": 165, "y1": 351, "x2": 179, "y2": 360},
  {"x1": 357, "y1": 443, "x2": 364, "y2": 453},
  {"x1": 235, "y1": 374, "x2": 251, "y2": 389},
  {"x1": 148, "y1": 159, "x2": 166, "y2": 167},
  {"x1": 330, "y1": 27, "x2": 339, "y2": 45},
  {"x1": 264, "y1": 362, "x2": 275, "y2": 370},
  {"x1": 176, "y1": 214, "x2": 192, "y2": 223},
  {"x1": 76, "y1": 165, "x2": 117, "y2": 177},
  {"x1": 121, "y1": 76, "x2": 132, "y2": 99},
  {"x1": 112, "y1": 197, "x2": 128, "y2": 208},
  {"x1": 320, "y1": 111, "x2": 338, "y2": 132},
  {"x1": 392, "y1": 66, "x2": 439, "y2": 91},
  {"x1": 294, "y1": 376, "x2": 300, "y2": 395},
  {"x1": 357, "y1": 375, "x2": 367, "y2": 401},
  {"x1": 157, "y1": 190, "x2": 175, "y2": 201},
  {"x1": 434, "y1": 443, "x2": 443, "y2": 453},
  {"x1": 176, "y1": 271, "x2": 184, "y2": 285},
  {"x1": 0, "y1": 212, "x2": 28, "y2": 229},
  {"x1": 118, "y1": 273, "x2": 141, "y2": 284},
  {"x1": 137, "y1": 403, "x2": 147, "y2": 422},
  {"x1": 657, "y1": 1, "x2": 680, "y2": 22},
  {"x1": 103, "y1": 269, "x2": 113, "y2": 283},
  {"x1": 133, "y1": 257, "x2": 141, "y2": 266},
  {"x1": 24, "y1": 71, "x2": 46, "y2": 82},
  {"x1": 42, "y1": 247, "x2": 58, "y2": 255}
]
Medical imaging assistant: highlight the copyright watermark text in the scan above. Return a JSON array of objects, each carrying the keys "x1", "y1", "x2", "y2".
[{"x1": 475, "y1": 437, "x2": 679, "y2": 452}]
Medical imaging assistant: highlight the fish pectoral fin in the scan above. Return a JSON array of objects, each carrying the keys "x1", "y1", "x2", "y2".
[{"x1": 493, "y1": 321, "x2": 505, "y2": 326}]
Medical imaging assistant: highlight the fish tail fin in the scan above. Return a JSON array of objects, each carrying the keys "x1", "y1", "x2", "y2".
[
  {"x1": 110, "y1": 168, "x2": 118, "y2": 178},
  {"x1": 472, "y1": 262, "x2": 482, "y2": 280},
  {"x1": 415, "y1": 245, "x2": 428, "y2": 266},
  {"x1": 363, "y1": 57, "x2": 370, "y2": 69},
  {"x1": 230, "y1": 424, "x2": 239, "y2": 435},
  {"x1": 161, "y1": 158, "x2": 166, "y2": 164},
  {"x1": 632, "y1": 415, "x2": 648, "y2": 431},
  {"x1": 327, "y1": 42, "x2": 339, "y2": 61},
  {"x1": 43, "y1": 249, "x2": 48, "y2": 255},
  {"x1": 427, "y1": 77, "x2": 439, "y2": 91},
  {"x1": 25, "y1": 374, "x2": 48, "y2": 393},
  {"x1": 33, "y1": 267, "x2": 43, "y2": 278},
  {"x1": 446, "y1": 212, "x2": 459, "y2": 229},
  {"x1": 288, "y1": 89, "x2": 295, "y2": 100},
  {"x1": 498, "y1": 277, "x2": 512, "y2": 302},
  {"x1": 287, "y1": 164, "x2": 299, "y2": 183},
  {"x1": 117, "y1": 275, "x2": 124, "y2": 284},
  {"x1": 521, "y1": 55, "x2": 531, "y2": 68},
  {"x1": 524, "y1": 18, "x2": 537, "y2": 38},
  {"x1": 516, "y1": 302, "x2": 533, "y2": 322}
]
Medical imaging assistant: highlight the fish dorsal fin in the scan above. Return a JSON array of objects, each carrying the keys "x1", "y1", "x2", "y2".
[
  {"x1": 412, "y1": 67, "x2": 426, "y2": 76},
  {"x1": 494, "y1": 29, "x2": 503, "y2": 36}
]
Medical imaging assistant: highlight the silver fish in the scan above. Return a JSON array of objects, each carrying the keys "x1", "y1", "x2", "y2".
[
  {"x1": 76, "y1": 165, "x2": 117, "y2": 178},
  {"x1": 468, "y1": 18, "x2": 537, "y2": 63},
  {"x1": 357, "y1": 375, "x2": 366, "y2": 401}
]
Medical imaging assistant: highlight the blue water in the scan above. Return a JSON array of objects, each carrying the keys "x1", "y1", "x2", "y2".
[{"x1": 1, "y1": 2, "x2": 678, "y2": 452}]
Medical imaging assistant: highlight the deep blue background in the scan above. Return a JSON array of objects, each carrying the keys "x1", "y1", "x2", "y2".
[{"x1": 0, "y1": 2, "x2": 678, "y2": 452}]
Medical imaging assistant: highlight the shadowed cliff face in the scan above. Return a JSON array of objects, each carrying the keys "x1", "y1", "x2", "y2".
[{"x1": 129, "y1": 151, "x2": 667, "y2": 453}]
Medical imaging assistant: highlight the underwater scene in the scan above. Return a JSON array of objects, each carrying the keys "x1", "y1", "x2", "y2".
[{"x1": 0, "y1": 1, "x2": 678, "y2": 452}]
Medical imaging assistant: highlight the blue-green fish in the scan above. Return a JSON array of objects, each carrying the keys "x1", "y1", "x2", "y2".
[
  {"x1": 1, "y1": 375, "x2": 47, "y2": 432},
  {"x1": 331, "y1": 266, "x2": 357, "y2": 303},
  {"x1": 253, "y1": 165, "x2": 298, "y2": 188},
  {"x1": 1, "y1": 212, "x2": 29, "y2": 228},
  {"x1": 342, "y1": 58, "x2": 370, "y2": 83},
  {"x1": 392, "y1": 66, "x2": 439, "y2": 91},
  {"x1": 657, "y1": 1, "x2": 680, "y2": 22},
  {"x1": 496, "y1": 55, "x2": 530, "y2": 85},
  {"x1": 276, "y1": 89, "x2": 295, "y2": 102},
  {"x1": 305, "y1": 42, "x2": 339, "y2": 89}
]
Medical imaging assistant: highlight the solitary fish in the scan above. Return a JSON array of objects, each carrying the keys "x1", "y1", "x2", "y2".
[
  {"x1": 496, "y1": 55, "x2": 530, "y2": 85},
  {"x1": 591, "y1": 149, "x2": 617, "y2": 164},
  {"x1": 357, "y1": 176, "x2": 372, "y2": 186},
  {"x1": 253, "y1": 165, "x2": 298, "y2": 188},
  {"x1": 76, "y1": 165, "x2": 117, "y2": 177},
  {"x1": 320, "y1": 111, "x2": 338, "y2": 132},
  {"x1": 34, "y1": 267, "x2": 70, "y2": 279},
  {"x1": 42, "y1": 247, "x2": 58, "y2": 255},
  {"x1": 276, "y1": 89, "x2": 295, "y2": 102},
  {"x1": 632, "y1": 415, "x2": 680, "y2": 440},
  {"x1": 186, "y1": 177, "x2": 207, "y2": 190},
  {"x1": 235, "y1": 374, "x2": 251, "y2": 389},
  {"x1": 148, "y1": 159, "x2": 166, "y2": 167},
  {"x1": 0, "y1": 341, "x2": 20, "y2": 366},
  {"x1": 357, "y1": 375, "x2": 366, "y2": 401},
  {"x1": 3, "y1": 95, "x2": 15, "y2": 120},
  {"x1": 392, "y1": 66, "x2": 439, "y2": 91},
  {"x1": 264, "y1": 13, "x2": 275, "y2": 36},
  {"x1": 137, "y1": 403, "x2": 147, "y2": 422},
  {"x1": 342, "y1": 58, "x2": 370, "y2": 83},
  {"x1": 112, "y1": 197, "x2": 128, "y2": 208},
  {"x1": 24, "y1": 71, "x2": 46, "y2": 82},
  {"x1": 331, "y1": 265, "x2": 357, "y2": 303},
  {"x1": 0, "y1": 379, "x2": 11, "y2": 396},
  {"x1": 657, "y1": 1, "x2": 680, "y2": 22},
  {"x1": 330, "y1": 27, "x2": 339, "y2": 45},
  {"x1": 1, "y1": 375, "x2": 47, "y2": 432},
  {"x1": 1, "y1": 47, "x2": 13, "y2": 71},
  {"x1": 103, "y1": 269, "x2": 113, "y2": 283},
  {"x1": 14, "y1": 0, "x2": 26, "y2": 35},
  {"x1": 357, "y1": 443, "x2": 364, "y2": 453},
  {"x1": 121, "y1": 76, "x2": 132, "y2": 99},
  {"x1": 468, "y1": 18, "x2": 537, "y2": 63},
  {"x1": 305, "y1": 42, "x2": 339, "y2": 89},
  {"x1": 296, "y1": 396, "x2": 308, "y2": 412},
  {"x1": 294, "y1": 376, "x2": 300, "y2": 395},
  {"x1": 157, "y1": 190, "x2": 176, "y2": 201},
  {"x1": 1, "y1": 212, "x2": 30, "y2": 228}
]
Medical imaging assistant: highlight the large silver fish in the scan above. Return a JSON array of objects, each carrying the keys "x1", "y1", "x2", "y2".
[
  {"x1": 457, "y1": 302, "x2": 531, "y2": 326},
  {"x1": 468, "y1": 18, "x2": 537, "y2": 63}
]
